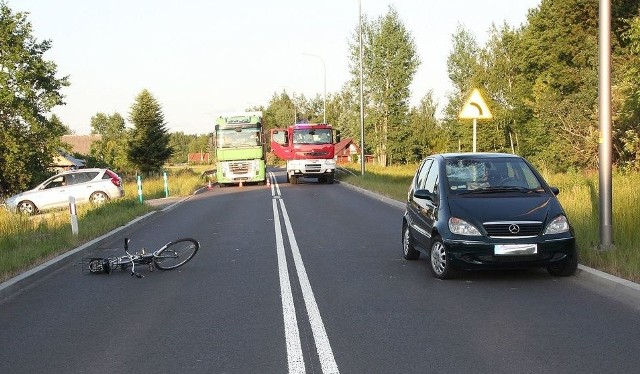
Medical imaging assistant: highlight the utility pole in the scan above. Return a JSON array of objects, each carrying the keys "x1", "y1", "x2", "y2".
[
  {"x1": 598, "y1": 0, "x2": 613, "y2": 249},
  {"x1": 359, "y1": 0, "x2": 365, "y2": 175}
]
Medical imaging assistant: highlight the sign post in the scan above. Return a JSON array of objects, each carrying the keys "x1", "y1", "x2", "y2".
[
  {"x1": 137, "y1": 175, "x2": 143, "y2": 203},
  {"x1": 69, "y1": 196, "x2": 78, "y2": 235},
  {"x1": 458, "y1": 89, "x2": 492, "y2": 152},
  {"x1": 163, "y1": 171, "x2": 169, "y2": 197}
]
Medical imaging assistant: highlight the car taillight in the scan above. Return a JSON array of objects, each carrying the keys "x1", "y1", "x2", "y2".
[{"x1": 105, "y1": 170, "x2": 122, "y2": 187}]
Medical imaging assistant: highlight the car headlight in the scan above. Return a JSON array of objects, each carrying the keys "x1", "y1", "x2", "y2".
[
  {"x1": 544, "y1": 215, "x2": 570, "y2": 234},
  {"x1": 449, "y1": 217, "x2": 481, "y2": 236},
  {"x1": 5, "y1": 196, "x2": 17, "y2": 207}
]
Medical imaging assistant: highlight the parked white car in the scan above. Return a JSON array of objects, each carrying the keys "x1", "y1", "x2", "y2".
[{"x1": 5, "y1": 168, "x2": 124, "y2": 215}]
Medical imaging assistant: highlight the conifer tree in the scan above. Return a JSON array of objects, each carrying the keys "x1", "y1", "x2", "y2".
[{"x1": 127, "y1": 90, "x2": 173, "y2": 174}]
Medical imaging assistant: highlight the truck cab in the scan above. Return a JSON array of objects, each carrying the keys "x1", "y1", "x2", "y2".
[{"x1": 270, "y1": 124, "x2": 339, "y2": 184}]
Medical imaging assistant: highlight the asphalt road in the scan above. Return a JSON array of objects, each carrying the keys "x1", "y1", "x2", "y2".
[{"x1": 1, "y1": 168, "x2": 639, "y2": 373}]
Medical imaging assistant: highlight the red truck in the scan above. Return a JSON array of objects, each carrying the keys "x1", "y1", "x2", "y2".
[{"x1": 270, "y1": 123, "x2": 339, "y2": 184}]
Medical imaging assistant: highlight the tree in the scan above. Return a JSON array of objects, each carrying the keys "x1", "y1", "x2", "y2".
[
  {"x1": 168, "y1": 132, "x2": 211, "y2": 165},
  {"x1": 0, "y1": 1, "x2": 69, "y2": 194},
  {"x1": 441, "y1": 25, "x2": 483, "y2": 153},
  {"x1": 89, "y1": 112, "x2": 131, "y2": 172},
  {"x1": 263, "y1": 90, "x2": 298, "y2": 133},
  {"x1": 349, "y1": 6, "x2": 420, "y2": 165},
  {"x1": 612, "y1": 3, "x2": 640, "y2": 171},
  {"x1": 513, "y1": 0, "x2": 601, "y2": 170},
  {"x1": 329, "y1": 85, "x2": 360, "y2": 143},
  {"x1": 127, "y1": 90, "x2": 173, "y2": 174},
  {"x1": 408, "y1": 91, "x2": 446, "y2": 161}
]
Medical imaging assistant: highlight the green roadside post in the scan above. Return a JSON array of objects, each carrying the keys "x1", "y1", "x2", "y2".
[
  {"x1": 163, "y1": 171, "x2": 169, "y2": 197},
  {"x1": 137, "y1": 175, "x2": 143, "y2": 203}
]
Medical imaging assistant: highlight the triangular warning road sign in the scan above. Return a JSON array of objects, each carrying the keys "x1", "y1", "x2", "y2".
[{"x1": 459, "y1": 89, "x2": 492, "y2": 120}]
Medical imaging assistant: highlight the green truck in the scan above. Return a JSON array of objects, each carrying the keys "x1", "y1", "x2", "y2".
[{"x1": 214, "y1": 112, "x2": 266, "y2": 186}]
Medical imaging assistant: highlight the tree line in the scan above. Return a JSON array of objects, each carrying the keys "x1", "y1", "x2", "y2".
[
  {"x1": 264, "y1": 0, "x2": 640, "y2": 172},
  {"x1": 2, "y1": 0, "x2": 640, "y2": 196}
]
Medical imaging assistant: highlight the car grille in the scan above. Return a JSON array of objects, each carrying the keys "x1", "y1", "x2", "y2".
[
  {"x1": 305, "y1": 164, "x2": 322, "y2": 173},
  {"x1": 483, "y1": 222, "x2": 543, "y2": 237},
  {"x1": 475, "y1": 253, "x2": 553, "y2": 262}
]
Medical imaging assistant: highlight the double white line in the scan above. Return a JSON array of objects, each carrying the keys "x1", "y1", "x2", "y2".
[{"x1": 269, "y1": 172, "x2": 340, "y2": 374}]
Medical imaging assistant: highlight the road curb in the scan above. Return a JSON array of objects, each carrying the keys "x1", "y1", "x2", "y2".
[
  {"x1": 337, "y1": 180, "x2": 405, "y2": 210},
  {"x1": 576, "y1": 265, "x2": 640, "y2": 307}
]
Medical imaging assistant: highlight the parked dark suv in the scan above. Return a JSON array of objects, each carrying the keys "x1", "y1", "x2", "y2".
[{"x1": 402, "y1": 153, "x2": 577, "y2": 279}]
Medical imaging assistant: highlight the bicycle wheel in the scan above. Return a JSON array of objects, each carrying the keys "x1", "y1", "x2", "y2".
[{"x1": 153, "y1": 238, "x2": 199, "y2": 270}]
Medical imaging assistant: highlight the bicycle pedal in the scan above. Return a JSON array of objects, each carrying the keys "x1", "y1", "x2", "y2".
[{"x1": 148, "y1": 264, "x2": 154, "y2": 271}]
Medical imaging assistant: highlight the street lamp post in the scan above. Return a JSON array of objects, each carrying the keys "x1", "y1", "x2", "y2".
[
  {"x1": 599, "y1": 0, "x2": 613, "y2": 249},
  {"x1": 302, "y1": 52, "x2": 326, "y2": 123}
]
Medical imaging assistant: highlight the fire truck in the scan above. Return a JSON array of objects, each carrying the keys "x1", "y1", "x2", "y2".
[{"x1": 270, "y1": 123, "x2": 339, "y2": 184}]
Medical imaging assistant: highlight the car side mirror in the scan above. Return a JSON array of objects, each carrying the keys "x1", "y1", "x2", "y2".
[
  {"x1": 413, "y1": 189, "x2": 436, "y2": 202},
  {"x1": 550, "y1": 186, "x2": 560, "y2": 195}
]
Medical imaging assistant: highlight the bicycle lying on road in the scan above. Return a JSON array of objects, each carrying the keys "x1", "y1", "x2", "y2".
[{"x1": 86, "y1": 237, "x2": 200, "y2": 278}]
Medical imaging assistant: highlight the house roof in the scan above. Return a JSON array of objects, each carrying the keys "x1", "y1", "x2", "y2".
[
  {"x1": 335, "y1": 137, "x2": 356, "y2": 154},
  {"x1": 52, "y1": 152, "x2": 85, "y2": 168},
  {"x1": 61, "y1": 134, "x2": 102, "y2": 155}
]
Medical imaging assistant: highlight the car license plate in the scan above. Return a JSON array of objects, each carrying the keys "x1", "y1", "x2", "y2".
[{"x1": 494, "y1": 244, "x2": 537, "y2": 256}]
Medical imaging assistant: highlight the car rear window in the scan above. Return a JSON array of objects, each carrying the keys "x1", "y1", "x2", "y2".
[
  {"x1": 103, "y1": 170, "x2": 119, "y2": 180},
  {"x1": 68, "y1": 172, "x2": 99, "y2": 185}
]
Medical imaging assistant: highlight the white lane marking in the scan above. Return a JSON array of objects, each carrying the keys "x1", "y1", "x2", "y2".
[
  {"x1": 269, "y1": 171, "x2": 282, "y2": 197},
  {"x1": 272, "y1": 199, "x2": 306, "y2": 373},
  {"x1": 270, "y1": 172, "x2": 276, "y2": 196},
  {"x1": 278, "y1": 199, "x2": 340, "y2": 374}
]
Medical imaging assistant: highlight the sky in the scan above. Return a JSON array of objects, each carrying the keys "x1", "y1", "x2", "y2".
[{"x1": 12, "y1": 0, "x2": 541, "y2": 135}]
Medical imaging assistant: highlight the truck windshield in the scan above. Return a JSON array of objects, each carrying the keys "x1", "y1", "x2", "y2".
[
  {"x1": 292, "y1": 129, "x2": 332, "y2": 145},
  {"x1": 217, "y1": 129, "x2": 261, "y2": 148}
]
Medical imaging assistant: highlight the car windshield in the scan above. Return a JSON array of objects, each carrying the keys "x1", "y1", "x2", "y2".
[{"x1": 445, "y1": 157, "x2": 543, "y2": 192}]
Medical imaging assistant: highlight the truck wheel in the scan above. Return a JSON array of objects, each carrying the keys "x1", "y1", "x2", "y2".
[
  {"x1": 318, "y1": 176, "x2": 327, "y2": 184},
  {"x1": 327, "y1": 173, "x2": 334, "y2": 184},
  {"x1": 290, "y1": 175, "x2": 298, "y2": 184}
]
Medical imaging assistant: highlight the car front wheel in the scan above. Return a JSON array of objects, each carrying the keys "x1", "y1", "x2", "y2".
[
  {"x1": 429, "y1": 237, "x2": 456, "y2": 279},
  {"x1": 17, "y1": 200, "x2": 37, "y2": 215}
]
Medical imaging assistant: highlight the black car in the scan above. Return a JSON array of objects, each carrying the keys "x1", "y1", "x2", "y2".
[{"x1": 402, "y1": 153, "x2": 577, "y2": 279}]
